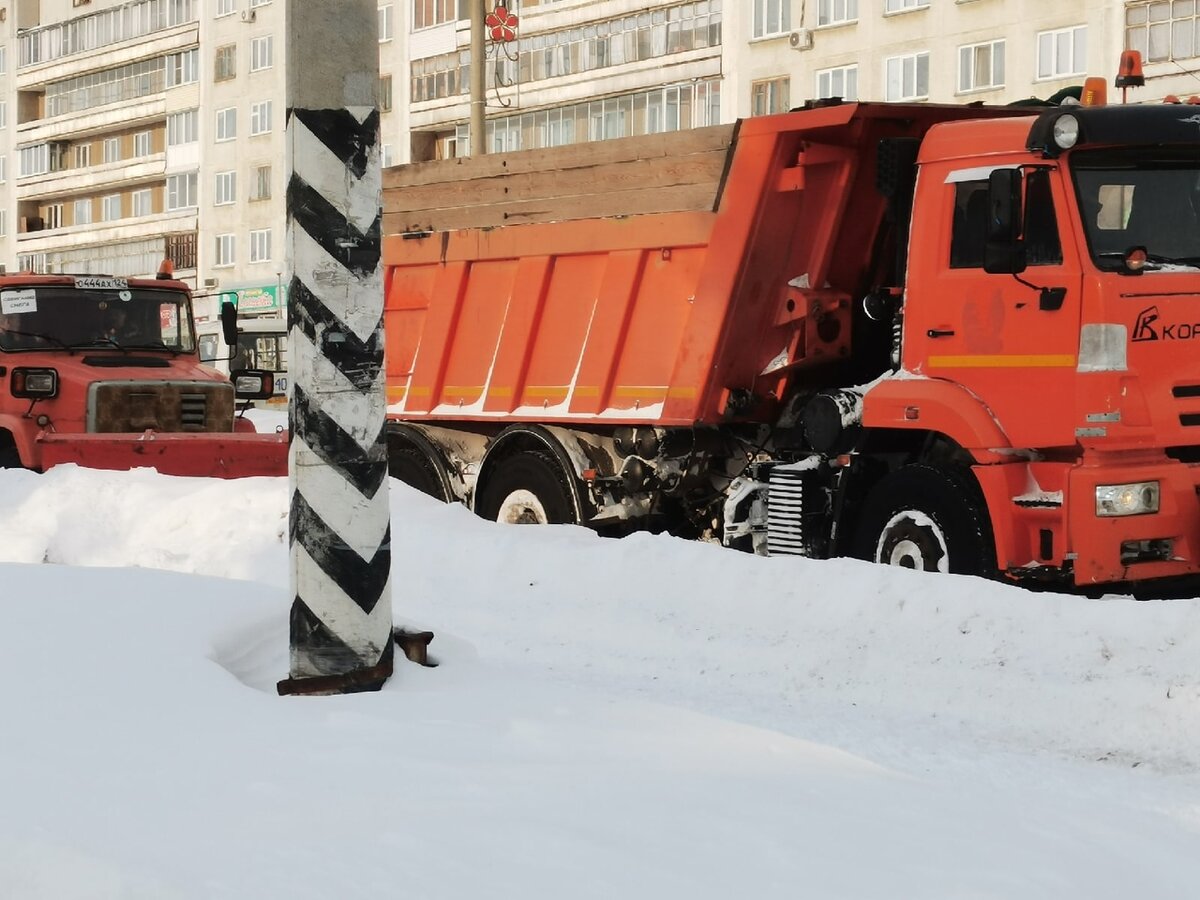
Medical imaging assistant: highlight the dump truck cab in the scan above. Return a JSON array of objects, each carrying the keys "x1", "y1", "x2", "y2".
[{"x1": 881, "y1": 104, "x2": 1200, "y2": 588}]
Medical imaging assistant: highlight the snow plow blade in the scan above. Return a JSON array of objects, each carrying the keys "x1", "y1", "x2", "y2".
[{"x1": 37, "y1": 430, "x2": 289, "y2": 478}]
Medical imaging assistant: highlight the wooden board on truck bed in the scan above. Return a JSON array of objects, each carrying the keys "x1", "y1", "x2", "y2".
[{"x1": 382, "y1": 124, "x2": 737, "y2": 233}]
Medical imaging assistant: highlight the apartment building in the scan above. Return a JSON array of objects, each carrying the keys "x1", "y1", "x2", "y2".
[
  {"x1": 403, "y1": 0, "x2": 724, "y2": 162},
  {"x1": 734, "y1": 1, "x2": 1200, "y2": 116},
  {"x1": 0, "y1": 1, "x2": 1197, "y2": 291},
  {"x1": 3, "y1": 0, "x2": 202, "y2": 284}
]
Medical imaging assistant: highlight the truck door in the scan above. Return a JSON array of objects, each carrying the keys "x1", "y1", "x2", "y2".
[{"x1": 907, "y1": 165, "x2": 1082, "y2": 449}]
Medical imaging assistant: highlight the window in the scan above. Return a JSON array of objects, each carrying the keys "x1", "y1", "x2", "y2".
[
  {"x1": 1126, "y1": 1, "x2": 1200, "y2": 62},
  {"x1": 753, "y1": 0, "x2": 789, "y2": 37},
  {"x1": 0, "y1": 155, "x2": 6, "y2": 183},
  {"x1": 380, "y1": 4, "x2": 395, "y2": 39},
  {"x1": 215, "y1": 233, "x2": 236, "y2": 267},
  {"x1": 102, "y1": 194, "x2": 122, "y2": 222},
  {"x1": 45, "y1": 204, "x2": 63, "y2": 230},
  {"x1": 818, "y1": 0, "x2": 856, "y2": 26},
  {"x1": 250, "y1": 0, "x2": 271, "y2": 6},
  {"x1": 1038, "y1": 25, "x2": 1086, "y2": 79},
  {"x1": 214, "y1": 44, "x2": 237, "y2": 81},
  {"x1": 959, "y1": 40, "x2": 1005, "y2": 92},
  {"x1": 132, "y1": 189, "x2": 152, "y2": 217},
  {"x1": 379, "y1": 74, "x2": 393, "y2": 112},
  {"x1": 382, "y1": 143, "x2": 394, "y2": 167},
  {"x1": 413, "y1": 0, "x2": 456, "y2": 31},
  {"x1": 167, "y1": 233, "x2": 198, "y2": 269},
  {"x1": 816, "y1": 64, "x2": 857, "y2": 100},
  {"x1": 950, "y1": 171, "x2": 1061, "y2": 268},
  {"x1": 216, "y1": 0, "x2": 236, "y2": 15},
  {"x1": 751, "y1": 77, "x2": 790, "y2": 115},
  {"x1": 885, "y1": 52, "x2": 929, "y2": 101},
  {"x1": 0, "y1": 211, "x2": 8, "y2": 238},
  {"x1": 885, "y1": 0, "x2": 927, "y2": 11},
  {"x1": 216, "y1": 107, "x2": 237, "y2": 141},
  {"x1": 215, "y1": 170, "x2": 237, "y2": 206},
  {"x1": 0, "y1": 46, "x2": 7, "y2": 75},
  {"x1": 0, "y1": 101, "x2": 7, "y2": 129},
  {"x1": 167, "y1": 171, "x2": 198, "y2": 210},
  {"x1": 135, "y1": 131, "x2": 152, "y2": 157},
  {"x1": 168, "y1": 109, "x2": 198, "y2": 146},
  {"x1": 250, "y1": 100, "x2": 272, "y2": 135},
  {"x1": 74, "y1": 199, "x2": 93, "y2": 225},
  {"x1": 250, "y1": 36, "x2": 273, "y2": 72},
  {"x1": 75, "y1": 144, "x2": 92, "y2": 168},
  {"x1": 251, "y1": 164, "x2": 271, "y2": 200},
  {"x1": 250, "y1": 228, "x2": 271, "y2": 262},
  {"x1": 103, "y1": 137, "x2": 121, "y2": 164},
  {"x1": 19, "y1": 144, "x2": 50, "y2": 177},
  {"x1": 167, "y1": 48, "x2": 198, "y2": 86}
]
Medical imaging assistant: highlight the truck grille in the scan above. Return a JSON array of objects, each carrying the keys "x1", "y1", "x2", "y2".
[
  {"x1": 1174, "y1": 385, "x2": 1200, "y2": 427},
  {"x1": 180, "y1": 393, "x2": 208, "y2": 428},
  {"x1": 88, "y1": 381, "x2": 235, "y2": 433},
  {"x1": 767, "y1": 467, "x2": 810, "y2": 557}
]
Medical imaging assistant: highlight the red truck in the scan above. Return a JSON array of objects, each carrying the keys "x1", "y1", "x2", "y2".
[
  {"x1": 0, "y1": 269, "x2": 287, "y2": 477},
  {"x1": 381, "y1": 98, "x2": 1200, "y2": 595}
]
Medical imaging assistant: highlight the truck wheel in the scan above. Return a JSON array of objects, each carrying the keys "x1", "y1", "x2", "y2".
[
  {"x1": 851, "y1": 464, "x2": 995, "y2": 576},
  {"x1": 388, "y1": 435, "x2": 451, "y2": 503},
  {"x1": 476, "y1": 450, "x2": 579, "y2": 525}
]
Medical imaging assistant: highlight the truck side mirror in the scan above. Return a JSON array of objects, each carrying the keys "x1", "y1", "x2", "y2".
[
  {"x1": 220, "y1": 299, "x2": 238, "y2": 351},
  {"x1": 984, "y1": 169, "x2": 1027, "y2": 275}
]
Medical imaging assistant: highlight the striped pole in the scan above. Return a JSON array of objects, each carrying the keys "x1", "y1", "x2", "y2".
[{"x1": 277, "y1": 0, "x2": 393, "y2": 695}]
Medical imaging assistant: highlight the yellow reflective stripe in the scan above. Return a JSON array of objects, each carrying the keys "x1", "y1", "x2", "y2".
[{"x1": 927, "y1": 354, "x2": 1077, "y2": 368}]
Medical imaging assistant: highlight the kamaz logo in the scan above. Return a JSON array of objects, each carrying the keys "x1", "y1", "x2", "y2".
[{"x1": 1132, "y1": 305, "x2": 1200, "y2": 341}]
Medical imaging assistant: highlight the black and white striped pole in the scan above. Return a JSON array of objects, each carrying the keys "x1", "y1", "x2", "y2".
[{"x1": 277, "y1": 0, "x2": 393, "y2": 695}]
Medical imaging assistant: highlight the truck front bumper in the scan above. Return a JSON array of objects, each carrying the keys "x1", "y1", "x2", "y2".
[
  {"x1": 1068, "y1": 453, "x2": 1200, "y2": 590},
  {"x1": 36, "y1": 429, "x2": 289, "y2": 478}
]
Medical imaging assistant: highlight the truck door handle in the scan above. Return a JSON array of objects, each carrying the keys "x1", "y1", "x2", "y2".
[{"x1": 926, "y1": 329, "x2": 956, "y2": 338}]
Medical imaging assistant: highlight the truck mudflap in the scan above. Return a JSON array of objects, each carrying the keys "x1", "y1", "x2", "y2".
[{"x1": 36, "y1": 429, "x2": 289, "y2": 478}]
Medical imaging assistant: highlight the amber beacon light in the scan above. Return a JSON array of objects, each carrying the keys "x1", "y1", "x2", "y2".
[{"x1": 1115, "y1": 50, "x2": 1145, "y2": 104}]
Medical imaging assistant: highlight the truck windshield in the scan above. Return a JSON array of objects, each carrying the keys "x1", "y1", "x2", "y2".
[
  {"x1": 1072, "y1": 149, "x2": 1200, "y2": 271},
  {"x1": 0, "y1": 285, "x2": 195, "y2": 353}
]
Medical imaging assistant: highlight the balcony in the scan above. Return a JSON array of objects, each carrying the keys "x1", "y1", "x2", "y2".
[{"x1": 16, "y1": 152, "x2": 167, "y2": 201}]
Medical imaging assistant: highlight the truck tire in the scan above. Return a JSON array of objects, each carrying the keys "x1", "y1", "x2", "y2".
[
  {"x1": 387, "y1": 433, "x2": 451, "y2": 503},
  {"x1": 475, "y1": 450, "x2": 579, "y2": 525},
  {"x1": 851, "y1": 464, "x2": 995, "y2": 576}
]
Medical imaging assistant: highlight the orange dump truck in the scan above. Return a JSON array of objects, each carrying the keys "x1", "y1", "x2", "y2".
[
  {"x1": 0, "y1": 271, "x2": 287, "y2": 477},
  {"x1": 383, "y1": 99, "x2": 1200, "y2": 593}
]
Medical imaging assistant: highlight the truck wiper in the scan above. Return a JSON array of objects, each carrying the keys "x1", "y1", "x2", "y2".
[
  {"x1": 124, "y1": 340, "x2": 181, "y2": 356},
  {"x1": 74, "y1": 337, "x2": 130, "y2": 352},
  {"x1": 2, "y1": 329, "x2": 73, "y2": 351}
]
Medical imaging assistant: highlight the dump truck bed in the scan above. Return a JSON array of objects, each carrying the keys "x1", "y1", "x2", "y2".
[{"x1": 382, "y1": 103, "x2": 1026, "y2": 427}]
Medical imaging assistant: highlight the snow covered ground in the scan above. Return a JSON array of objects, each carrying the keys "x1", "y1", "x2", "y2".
[{"x1": 2, "y1": 431, "x2": 1199, "y2": 898}]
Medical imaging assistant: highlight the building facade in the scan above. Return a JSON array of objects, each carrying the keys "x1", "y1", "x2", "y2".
[{"x1": 0, "y1": 1, "x2": 1194, "y2": 290}]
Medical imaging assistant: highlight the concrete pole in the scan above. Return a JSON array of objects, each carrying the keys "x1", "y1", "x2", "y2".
[
  {"x1": 278, "y1": 0, "x2": 394, "y2": 695},
  {"x1": 470, "y1": 0, "x2": 486, "y2": 155}
]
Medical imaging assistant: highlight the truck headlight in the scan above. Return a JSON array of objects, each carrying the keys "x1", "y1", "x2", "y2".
[
  {"x1": 1095, "y1": 481, "x2": 1160, "y2": 517},
  {"x1": 11, "y1": 367, "x2": 58, "y2": 398}
]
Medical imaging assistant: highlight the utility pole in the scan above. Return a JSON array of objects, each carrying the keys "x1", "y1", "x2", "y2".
[
  {"x1": 277, "y1": 0, "x2": 394, "y2": 696},
  {"x1": 470, "y1": 0, "x2": 486, "y2": 155}
]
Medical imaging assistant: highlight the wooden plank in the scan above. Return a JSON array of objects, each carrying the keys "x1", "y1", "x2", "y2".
[
  {"x1": 383, "y1": 182, "x2": 720, "y2": 234},
  {"x1": 383, "y1": 124, "x2": 736, "y2": 189},
  {"x1": 383, "y1": 148, "x2": 728, "y2": 216}
]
